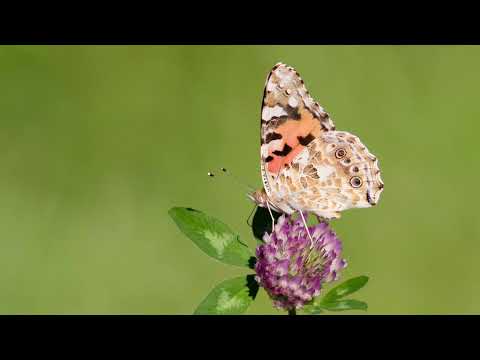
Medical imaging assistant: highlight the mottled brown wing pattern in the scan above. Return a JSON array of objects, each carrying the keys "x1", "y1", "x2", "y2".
[
  {"x1": 260, "y1": 63, "x2": 335, "y2": 198},
  {"x1": 273, "y1": 131, "x2": 384, "y2": 219},
  {"x1": 253, "y1": 62, "x2": 384, "y2": 220}
]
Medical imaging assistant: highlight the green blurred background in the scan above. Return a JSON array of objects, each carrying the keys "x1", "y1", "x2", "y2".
[{"x1": 0, "y1": 45, "x2": 478, "y2": 314}]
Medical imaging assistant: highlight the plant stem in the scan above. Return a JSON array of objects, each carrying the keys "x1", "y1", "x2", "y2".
[{"x1": 288, "y1": 308, "x2": 296, "y2": 315}]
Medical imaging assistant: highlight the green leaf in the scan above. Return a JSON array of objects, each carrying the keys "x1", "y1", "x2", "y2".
[
  {"x1": 303, "y1": 299, "x2": 368, "y2": 314},
  {"x1": 302, "y1": 276, "x2": 369, "y2": 314},
  {"x1": 301, "y1": 304, "x2": 324, "y2": 315},
  {"x1": 169, "y1": 207, "x2": 255, "y2": 268},
  {"x1": 320, "y1": 299, "x2": 368, "y2": 312},
  {"x1": 194, "y1": 275, "x2": 259, "y2": 315},
  {"x1": 322, "y1": 276, "x2": 369, "y2": 303}
]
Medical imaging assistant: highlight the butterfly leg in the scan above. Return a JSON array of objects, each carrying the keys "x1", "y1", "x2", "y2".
[
  {"x1": 315, "y1": 215, "x2": 329, "y2": 225},
  {"x1": 315, "y1": 212, "x2": 339, "y2": 223},
  {"x1": 266, "y1": 201, "x2": 276, "y2": 233},
  {"x1": 299, "y1": 210, "x2": 314, "y2": 248},
  {"x1": 246, "y1": 204, "x2": 257, "y2": 227}
]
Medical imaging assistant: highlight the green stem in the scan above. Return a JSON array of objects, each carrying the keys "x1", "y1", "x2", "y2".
[{"x1": 288, "y1": 308, "x2": 296, "y2": 315}]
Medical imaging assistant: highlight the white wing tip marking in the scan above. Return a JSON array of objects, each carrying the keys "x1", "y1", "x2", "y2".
[{"x1": 262, "y1": 105, "x2": 288, "y2": 121}]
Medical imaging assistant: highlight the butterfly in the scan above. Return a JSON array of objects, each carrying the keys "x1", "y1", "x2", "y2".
[{"x1": 248, "y1": 63, "x2": 384, "y2": 230}]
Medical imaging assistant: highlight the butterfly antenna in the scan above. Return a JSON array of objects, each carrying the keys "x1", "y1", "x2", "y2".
[
  {"x1": 207, "y1": 168, "x2": 258, "y2": 225},
  {"x1": 215, "y1": 167, "x2": 255, "y2": 193}
]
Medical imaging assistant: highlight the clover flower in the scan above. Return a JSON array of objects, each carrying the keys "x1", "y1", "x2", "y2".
[{"x1": 254, "y1": 213, "x2": 347, "y2": 311}]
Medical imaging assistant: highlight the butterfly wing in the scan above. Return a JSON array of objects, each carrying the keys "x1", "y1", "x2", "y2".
[
  {"x1": 275, "y1": 131, "x2": 384, "y2": 219},
  {"x1": 259, "y1": 63, "x2": 384, "y2": 219},
  {"x1": 260, "y1": 63, "x2": 335, "y2": 209}
]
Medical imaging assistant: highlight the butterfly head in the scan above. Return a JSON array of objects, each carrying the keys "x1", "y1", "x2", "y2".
[{"x1": 247, "y1": 188, "x2": 269, "y2": 208}]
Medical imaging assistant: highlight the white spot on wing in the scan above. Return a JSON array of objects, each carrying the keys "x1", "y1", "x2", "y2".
[
  {"x1": 293, "y1": 148, "x2": 310, "y2": 166},
  {"x1": 269, "y1": 139, "x2": 283, "y2": 151},
  {"x1": 315, "y1": 165, "x2": 335, "y2": 181},
  {"x1": 261, "y1": 139, "x2": 282, "y2": 158},
  {"x1": 262, "y1": 105, "x2": 287, "y2": 121},
  {"x1": 279, "y1": 74, "x2": 294, "y2": 89},
  {"x1": 266, "y1": 81, "x2": 276, "y2": 92},
  {"x1": 261, "y1": 144, "x2": 269, "y2": 158},
  {"x1": 288, "y1": 96, "x2": 299, "y2": 108}
]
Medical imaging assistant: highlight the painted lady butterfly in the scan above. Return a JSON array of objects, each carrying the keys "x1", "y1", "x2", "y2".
[{"x1": 249, "y1": 63, "x2": 384, "y2": 225}]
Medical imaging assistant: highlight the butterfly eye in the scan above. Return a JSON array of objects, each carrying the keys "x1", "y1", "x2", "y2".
[
  {"x1": 350, "y1": 176, "x2": 363, "y2": 188},
  {"x1": 335, "y1": 148, "x2": 347, "y2": 159}
]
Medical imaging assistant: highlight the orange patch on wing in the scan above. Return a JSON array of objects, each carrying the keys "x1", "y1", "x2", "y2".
[
  {"x1": 268, "y1": 145, "x2": 304, "y2": 173},
  {"x1": 266, "y1": 109, "x2": 322, "y2": 174}
]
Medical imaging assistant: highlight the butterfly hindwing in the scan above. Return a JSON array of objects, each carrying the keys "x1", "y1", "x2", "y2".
[{"x1": 274, "y1": 131, "x2": 384, "y2": 219}]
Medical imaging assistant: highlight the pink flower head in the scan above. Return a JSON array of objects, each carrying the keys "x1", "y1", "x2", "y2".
[{"x1": 254, "y1": 213, "x2": 347, "y2": 311}]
